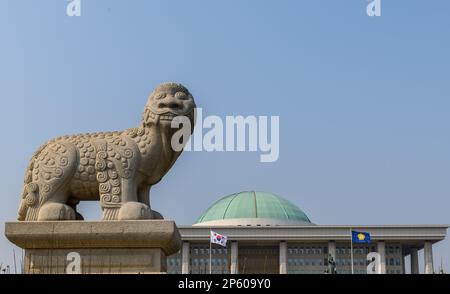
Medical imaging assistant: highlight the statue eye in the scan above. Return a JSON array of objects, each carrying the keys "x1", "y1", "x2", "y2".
[
  {"x1": 155, "y1": 92, "x2": 166, "y2": 100},
  {"x1": 175, "y1": 92, "x2": 188, "y2": 100}
]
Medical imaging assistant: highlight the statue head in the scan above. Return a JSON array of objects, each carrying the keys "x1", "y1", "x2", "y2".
[
  {"x1": 143, "y1": 83, "x2": 196, "y2": 130},
  {"x1": 328, "y1": 253, "x2": 335, "y2": 262}
]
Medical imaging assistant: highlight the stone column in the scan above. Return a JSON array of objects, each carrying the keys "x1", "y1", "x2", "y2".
[
  {"x1": 401, "y1": 254, "x2": 406, "y2": 274},
  {"x1": 279, "y1": 241, "x2": 287, "y2": 274},
  {"x1": 328, "y1": 241, "x2": 336, "y2": 260},
  {"x1": 410, "y1": 248, "x2": 419, "y2": 274},
  {"x1": 230, "y1": 241, "x2": 239, "y2": 274},
  {"x1": 377, "y1": 241, "x2": 386, "y2": 274},
  {"x1": 181, "y1": 241, "x2": 190, "y2": 274},
  {"x1": 424, "y1": 241, "x2": 434, "y2": 274}
]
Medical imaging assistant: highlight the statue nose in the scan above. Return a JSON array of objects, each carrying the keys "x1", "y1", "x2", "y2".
[{"x1": 158, "y1": 101, "x2": 183, "y2": 110}]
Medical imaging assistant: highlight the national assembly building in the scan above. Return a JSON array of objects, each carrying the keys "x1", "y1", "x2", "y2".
[{"x1": 167, "y1": 191, "x2": 448, "y2": 275}]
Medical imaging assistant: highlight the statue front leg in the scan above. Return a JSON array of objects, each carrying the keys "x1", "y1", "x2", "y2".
[
  {"x1": 137, "y1": 185, "x2": 163, "y2": 220},
  {"x1": 138, "y1": 185, "x2": 151, "y2": 207},
  {"x1": 117, "y1": 179, "x2": 152, "y2": 220}
]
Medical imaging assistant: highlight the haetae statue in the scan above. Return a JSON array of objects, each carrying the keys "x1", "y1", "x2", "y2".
[{"x1": 17, "y1": 83, "x2": 196, "y2": 221}]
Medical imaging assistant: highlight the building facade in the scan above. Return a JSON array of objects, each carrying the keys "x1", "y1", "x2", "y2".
[{"x1": 167, "y1": 191, "x2": 448, "y2": 274}]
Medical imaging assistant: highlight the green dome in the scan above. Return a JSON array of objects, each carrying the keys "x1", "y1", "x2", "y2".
[{"x1": 195, "y1": 191, "x2": 312, "y2": 226}]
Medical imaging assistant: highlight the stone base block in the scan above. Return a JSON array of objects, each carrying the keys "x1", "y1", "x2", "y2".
[
  {"x1": 5, "y1": 220, "x2": 181, "y2": 274},
  {"x1": 24, "y1": 248, "x2": 166, "y2": 274}
]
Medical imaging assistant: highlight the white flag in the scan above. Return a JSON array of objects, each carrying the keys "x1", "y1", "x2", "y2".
[{"x1": 210, "y1": 230, "x2": 227, "y2": 247}]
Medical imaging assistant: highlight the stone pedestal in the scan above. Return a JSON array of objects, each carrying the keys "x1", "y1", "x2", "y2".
[{"x1": 5, "y1": 220, "x2": 181, "y2": 274}]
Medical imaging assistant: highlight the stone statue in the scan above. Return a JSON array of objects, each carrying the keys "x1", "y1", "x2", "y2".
[
  {"x1": 17, "y1": 83, "x2": 196, "y2": 221},
  {"x1": 325, "y1": 253, "x2": 337, "y2": 274}
]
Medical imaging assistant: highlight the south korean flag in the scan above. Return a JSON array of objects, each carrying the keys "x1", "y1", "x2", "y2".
[{"x1": 210, "y1": 230, "x2": 228, "y2": 247}]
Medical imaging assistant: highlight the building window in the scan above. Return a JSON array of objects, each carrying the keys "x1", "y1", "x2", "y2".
[{"x1": 388, "y1": 247, "x2": 394, "y2": 254}]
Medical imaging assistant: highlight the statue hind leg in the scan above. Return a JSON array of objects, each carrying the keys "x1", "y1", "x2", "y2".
[
  {"x1": 38, "y1": 201, "x2": 76, "y2": 221},
  {"x1": 36, "y1": 184, "x2": 76, "y2": 221},
  {"x1": 20, "y1": 141, "x2": 78, "y2": 221},
  {"x1": 19, "y1": 184, "x2": 76, "y2": 221}
]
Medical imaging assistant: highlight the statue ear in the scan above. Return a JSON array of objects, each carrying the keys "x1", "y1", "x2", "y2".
[{"x1": 143, "y1": 108, "x2": 152, "y2": 125}]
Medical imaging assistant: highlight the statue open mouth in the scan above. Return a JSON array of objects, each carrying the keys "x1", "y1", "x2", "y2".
[
  {"x1": 146, "y1": 108, "x2": 194, "y2": 122},
  {"x1": 147, "y1": 111, "x2": 176, "y2": 121}
]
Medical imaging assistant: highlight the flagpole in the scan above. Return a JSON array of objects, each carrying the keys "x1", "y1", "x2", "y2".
[
  {"x1": 350, "y1": 228, "x2": 354, "y2": 274},
  {"x1": 209, "y1": 228, "x2": 212, "y2": 275}
]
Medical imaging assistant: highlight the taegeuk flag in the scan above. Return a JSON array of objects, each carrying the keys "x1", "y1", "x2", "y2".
[{"x1": 210, "y1": 230, "x2": 228, "y2": 247}]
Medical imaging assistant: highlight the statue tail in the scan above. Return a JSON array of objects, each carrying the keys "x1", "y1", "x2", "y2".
[
  {"x1": 17, "y1": 183, "x2": 39, "y2": 221},
  {"x1": 17, "y1": 145, "x2": 46, "y2": 221}
]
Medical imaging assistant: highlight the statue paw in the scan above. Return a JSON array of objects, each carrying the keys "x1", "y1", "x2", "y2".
[
  {"x1": 118, "y1": 202, "x2": 152, "y2": 220},
  {"x1": 38, "y1": 203, "x2": 76, "y2": 221}
]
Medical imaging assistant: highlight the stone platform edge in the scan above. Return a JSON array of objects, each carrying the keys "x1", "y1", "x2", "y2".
[{"x1": 5, "y1": 220, "x2": 181, "y2": 256}]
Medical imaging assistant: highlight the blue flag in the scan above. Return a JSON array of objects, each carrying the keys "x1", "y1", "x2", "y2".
[{"x1": 352, "y1": 231, "x2": 371, "y2": 243}]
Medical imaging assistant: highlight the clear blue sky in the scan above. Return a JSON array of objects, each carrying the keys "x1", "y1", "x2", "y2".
[{"x1": 1, "y1": 0, "x2": 449, "y2": 273}]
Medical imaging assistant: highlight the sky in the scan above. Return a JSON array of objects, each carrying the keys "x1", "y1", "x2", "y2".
[{"x1": 0, "y1": 0, "x2": 449, "y2": 273}]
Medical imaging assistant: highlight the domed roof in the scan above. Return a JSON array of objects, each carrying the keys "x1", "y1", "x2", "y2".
[{"x1": 194, "y1": 191, "x2": 312, "y2": 226}]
